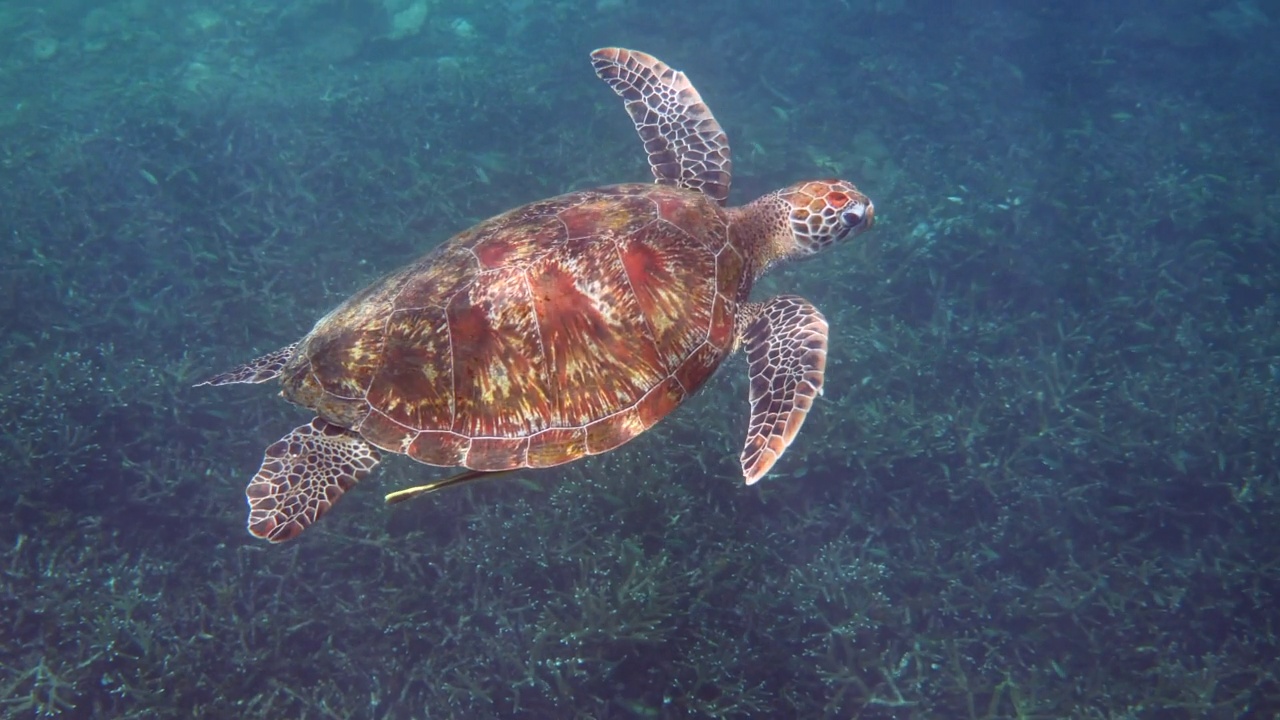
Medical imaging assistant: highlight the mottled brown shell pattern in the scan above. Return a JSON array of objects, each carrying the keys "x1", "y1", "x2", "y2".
[{"x1": 279, "y1": 183, "x2": 752, "y2": 472}]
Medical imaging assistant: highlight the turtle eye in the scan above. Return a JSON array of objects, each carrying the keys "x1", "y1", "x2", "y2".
[{"x1": 840, "y1": 202, "x2": 874, "y2": 230}]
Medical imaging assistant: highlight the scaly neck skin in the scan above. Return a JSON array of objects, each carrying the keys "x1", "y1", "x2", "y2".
[{"x1": 727, "y1": 192, "x2": 800, "y2": 283}]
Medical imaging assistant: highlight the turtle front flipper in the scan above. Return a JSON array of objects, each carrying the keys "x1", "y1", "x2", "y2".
[
  {"x1": 246, "y1": 418, "x2": 381, "y2": 542},
  {"x1": 591, "y1": 47, "x2": 732, "y2": 204},
  {"x1": 738, "y1": 296, "x2": 829, "y2": 484},
  {"x1": 195, "y1": 344, "x2": 298, "y2": 387}
]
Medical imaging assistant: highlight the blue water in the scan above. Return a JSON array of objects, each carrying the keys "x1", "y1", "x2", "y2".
[{"x1": 1, "y1": 0, "x2": 1277, "y2": 717}]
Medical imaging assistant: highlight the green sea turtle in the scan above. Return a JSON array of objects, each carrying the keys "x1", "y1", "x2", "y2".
[{"x1": 199, "y1": 48, "x2": 875, "y2": 542}]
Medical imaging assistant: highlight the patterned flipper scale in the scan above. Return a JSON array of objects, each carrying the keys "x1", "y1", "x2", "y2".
[
  {"x1": 591, "y1": 47, "x2": 733, "y2": 205},
  {"x1": 739, "y1": 296, "x2": 828, "y2": 483},
  {"x1": 195, "y1": 344, "x2": 297, "y2": 386},
  {"x1": 246, "y1": 418, "x2": 381, "y2": 543}
]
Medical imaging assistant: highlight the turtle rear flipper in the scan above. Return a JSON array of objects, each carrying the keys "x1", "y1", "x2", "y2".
[
  {"x1": 738, "y1": 296, "x2": 828, "y2": 483},
  {"x1": 246, "y1": 418, "x2": 381, "y2": 543},
  {"x1": 195, "y1": 344, "x2": 297, "y2": 387}
]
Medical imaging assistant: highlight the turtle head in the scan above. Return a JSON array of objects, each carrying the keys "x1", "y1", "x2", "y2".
[{"x1": 778, "y1": 179, "x2": 874, "y2": 256}]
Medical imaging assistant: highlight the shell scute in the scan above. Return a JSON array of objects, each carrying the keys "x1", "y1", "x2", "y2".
[
  {"x1": 366, "y1": 305, "x2": 453, "y2": 432},
  {"x1": 584, "y1": 405, "x2": 643, "y2": 455},
  {"x1": 466, "y1": 436, "x2": 530, "y2": 471},
  {"x1": 447, "y1": 269, "x2": 554, "y2": 438},
  {"x1": 557, "y1": 194, "x2": 644, "y2": 240},
  {"x1": 358, "y1": 409, "x2": 411, "y2": 454},
  {"x1": 303, "y1": 311, "x2": 384, "y2": 401},
  {"x1": 674, "y1": 340, "x2": 722, "y2": 395},
  {"x1": 469, "y1": 208, "x2": 565, "y2": 269},
  {"x1": 652, "y1": 191, "x2": 723, "y2": 249},
  {"x1": 407, "y1": 430, "x2": 469, "y2": 466},
  {"x1": 715, "y1": 244, "x2": 748, "y2": 303},
  {"x1": 528, "y1": 245, "x2": 668, "y2": 425},
  {"x1": 617, "y1": 230, "x2": 716, "y2": 371},
  {"x1": 393, "y1": 244, "x2": 480, "y2": 310},
  {"x1": 708, "y1": 290, "x2": 735, "y2": 350},
  {"x1": 526, "y1": 427, "x2": 589, "y2": 467}
]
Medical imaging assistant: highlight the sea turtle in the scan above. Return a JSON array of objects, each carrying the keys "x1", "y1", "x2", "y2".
[{"x1": 199, "y1": 48, "x2": 874, "y2": 542}]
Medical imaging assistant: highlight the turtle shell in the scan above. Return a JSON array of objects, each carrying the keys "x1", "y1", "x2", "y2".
[{"x1": 279, "y1": 183, "x2": 751, "y2": 471}]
